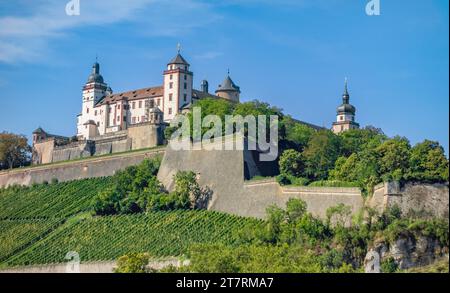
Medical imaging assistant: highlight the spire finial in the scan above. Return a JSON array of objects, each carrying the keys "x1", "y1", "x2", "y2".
[
  {"x1": 227, "y1": 68, "x2": 230, "y2": 76},
  {"x1": 344, "y1": 77, "x2": 349, "y2": 95},
  {"x1": 177, "y1": 43, "x2": 181, "y2": 54}
]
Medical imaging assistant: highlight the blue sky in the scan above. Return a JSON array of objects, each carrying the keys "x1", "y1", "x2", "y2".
[{"x1": 0, "y1": 0, "x2": 448, "y2": 153}]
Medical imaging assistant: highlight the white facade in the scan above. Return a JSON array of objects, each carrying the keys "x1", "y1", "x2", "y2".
[
  {"x1": 76, "y1": 52, "x2": 235, "y2": 140},
  {"x1": 162, "y1": 61, "x2": 193, "y2": 122}
]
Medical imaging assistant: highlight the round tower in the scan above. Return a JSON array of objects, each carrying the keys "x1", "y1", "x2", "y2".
[{"x1": 215, "y1": 71, "x2": 240, "y2": 102}]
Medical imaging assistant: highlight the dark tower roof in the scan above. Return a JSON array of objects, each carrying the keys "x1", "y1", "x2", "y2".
[
  {"x1": 216, "y1": 74, "x2": 240, "y2": 93},
  {"x1": 168, "y1": 53, "x2": 190, "y2": 66},
  {"x1": 87, "y1": 62, "x2": 104, "y2": 84},
  {"x1": 32, "y1": 127, "x2": 46, "y2": 134},
  {"x1": 337, "y1": 78, "x2": 355, "y2": 115}
]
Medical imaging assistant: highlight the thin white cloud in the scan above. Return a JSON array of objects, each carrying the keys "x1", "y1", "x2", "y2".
[{"x1": 0, "y1": 0, "x2": 220, "y2": 63}]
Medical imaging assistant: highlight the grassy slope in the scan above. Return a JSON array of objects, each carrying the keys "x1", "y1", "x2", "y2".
[{"x1": 0, "y1": 178, "x2": 260, "y2": 268}]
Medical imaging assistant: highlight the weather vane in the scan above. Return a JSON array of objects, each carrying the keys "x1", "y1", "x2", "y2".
[{"x1": 177, "y1": 43, "x2": 181, "y2": 54}]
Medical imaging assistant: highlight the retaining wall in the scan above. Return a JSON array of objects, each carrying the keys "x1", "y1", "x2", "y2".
[
  {"x1": 157, "y1": 141, "x2": 364, "y2": 219},
  {"x1": 0, "y1": 148, "x2": 165, "y2": 188}
]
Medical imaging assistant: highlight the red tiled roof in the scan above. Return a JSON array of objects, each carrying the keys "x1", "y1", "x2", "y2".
[{"x1": 96, "y1": 86, "x2": 164, "y2": 106}]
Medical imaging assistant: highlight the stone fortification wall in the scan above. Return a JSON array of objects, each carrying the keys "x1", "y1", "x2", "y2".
[
  {"x1": 157, "y1": 141, "x2": 364, "y2": 219},
  {"x1": 32, "y1": 123, "x2": 164, "y2": 165},
  {"x1": 0, "y1": 148, "x2": 164, "y2": 188},
  {"x1": 368, "y1": 181, "x2": 449, "y2": 218}
]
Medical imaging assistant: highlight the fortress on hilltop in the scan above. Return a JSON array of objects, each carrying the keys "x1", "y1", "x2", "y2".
[{"x1": 31, "y1": 47, "x2": 359, "y2": 165}]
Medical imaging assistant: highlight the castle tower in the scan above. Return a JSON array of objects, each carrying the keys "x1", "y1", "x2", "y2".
[
  {"x1": 215, "y1": 71, "x2": 240, "y2": 102},
  {"x1": 77, "y1": 62, "x2": 108, "y2": 139},
  {"x1": 162, "y1": 45, "x2": 193, "y2": 122},
  {"x1": 332, "y1": 78, "x2": 359, "y2": 134}
]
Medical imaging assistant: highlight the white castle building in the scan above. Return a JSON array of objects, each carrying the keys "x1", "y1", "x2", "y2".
[
  {"x1": 32, "y1": 47, "x2": 358, "y2": 165},
  {"x1": 76, "y1": 50, "x2": 240, "y2": 140}
]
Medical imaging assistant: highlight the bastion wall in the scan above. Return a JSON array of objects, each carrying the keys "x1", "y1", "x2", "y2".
[{"x1": 0, "y1": 148, "x2": 164, "y2": 188}]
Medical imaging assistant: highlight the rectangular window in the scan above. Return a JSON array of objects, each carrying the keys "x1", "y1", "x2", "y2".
[
  {"x1": 169, "y1": 82, "x2": 173, "y2": 89},
  {"x1": 117, "y1": 116, "x2": 120, "y2": 121},
  {"x1": 139, "y1": 101, "x2": 142, "y2": 108},
  {"x1": 170, "y1": 74, "x2": 173, "y2": 80},
  {"x1": 184, "y1": 94, "x2": 187, "y2": 101},
  {"x1": 184, "y1": 75, "x2": 187, "y2": 80},
  {"x1": 118, "y1": 104, "x2": 120, "y2": 109},
  {"x1": 123, "y1": 116, "x2": 126, "y2": 122},
  {"x1": 184, "y1": 82, "x2": 187, "y2": 89},
  {"x1": 157, "y1": 99, "x2": 161, "y2": 106},
  {"x1": 94, "y1": 110, "x2": 97, "y2": 116},
  {"x1": 97, "y1": 122, "x2": 100, "y2": 127},
  {"x1": 132, "y1": 117, "x2": 136, "y2": 124},
  {"x1": 168, "y1": 108, "x2": 172, "y2": 115},
  {"x1": 169, "y1": 94, "x2": 173, "y2": 101},
  {"x1": 132, "y1": 102, "x2": 135, "y2": 109},
  {"x1": 86, "y1": 107, "x2": 89, "y2": 114}
]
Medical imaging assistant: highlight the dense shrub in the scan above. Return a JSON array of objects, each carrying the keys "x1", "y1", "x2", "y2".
[{"x1": 92, "y1": 157, "x2": 210, "y2": 215}]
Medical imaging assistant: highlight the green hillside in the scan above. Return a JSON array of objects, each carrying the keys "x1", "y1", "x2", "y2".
[
  {"x1": 0, "y1": 177, "x2": 259, "y2": 268},
  {"x1": 5, "y1": 211, "x2": 258, "y2": 267},
  {"x1": 0, "y1": 178, "x2": 112, "y2": 219}
]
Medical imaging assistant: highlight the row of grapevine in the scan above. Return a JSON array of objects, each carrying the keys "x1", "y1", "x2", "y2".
[
  {"x1": 0, "y1": 218, "x2": 63, "y2": 262},
  {"x1": 0, "y1": 177, "x2": 111, "y2": 219},
  {"x1": 5, "y1": 210, "x2": 261, "y2": 266}
]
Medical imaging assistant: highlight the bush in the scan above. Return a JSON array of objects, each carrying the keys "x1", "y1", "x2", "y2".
[
  {"x1": 115, "y1": 253, "x2": 152, "y2": 273},
  {"x1": 279, "y1": 149, "x2": 305, "y2": 178},
  {"x1": 276, "y1": 174, "x2": 309, "y2": 186},
  {"x1": 381, "y1": 257, "x2": 398, "y2": 273}
]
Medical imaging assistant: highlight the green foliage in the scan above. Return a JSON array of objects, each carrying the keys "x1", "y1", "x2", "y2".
[
  {"x1": 114, "y1": 253, "x2": 151, "y2": 273},
  {"x1": 406, "y1": 258, "x2": 449, "y2": 273},
  {"x1": 382, "y1": 218, "x2": 449, "y2": 247},
  {"x1": 0, "y1": 132, "x2": 31, "y2": 169},
  {"x1": 308, "y1": 180, "x2": 359, "y2": 188},
  {"x1": 283, "y1": 116, "x2": 316, "y2": 150},
  {"x1": 303, "y1": 130, "x2": 342, "y2": 181},
  {"x1": 329, "y1": 151, "x2": 380, "y2": 195},
  {"x1": 92, "y1": 156, "x2": 210, "y2": 215},
  {"x1": 188, "y1": 98, "x2": 235, "y2": 139},
  {"x1": 5, "y1": 210, "x2": 259, "y2": 267},
  {"x1": 279, "y1": 149, "x2": 305, "y2": 178},
  {"x1": 184, "y1": 243, "x2": 323, "y2": 273},
  {"x1": 406, "y1": 140, "x2": 449, "y2": 182},
  {"x1": 0, "y1": 177, "x2": 111, "y2": 219},
  {"x1": 326, "y1": 204, "x2": 352, "y2": 227},
  {"x1": 0, "y1": 219, "x2": 62, "y2": 262},
  {"x1": 381, "y1": 257, "x2": 399, "y2": 273},
  {"x1": 276, "y1": 174, "x2": 309, "y2": 186},
  {"x1": 339, "y1": 126, "x2": 387, "y2": 156},
  {"x1": 376, "y1": 136, "x2": 411, "y2": 179}
]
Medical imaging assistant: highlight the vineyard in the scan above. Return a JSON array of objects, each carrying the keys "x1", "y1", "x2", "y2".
[
  {"x1": 5, "y1": 210, "x2": 260, "y2": 267},
  {"x1": 0, "y1": 218, "x2": 62, "y2": 262},
  {"x1": 0, "y1": 170, "x2": 261, "y2": 269},
  {"x1": 0, "y1": 177, "x2": 112, "y2": 219}
]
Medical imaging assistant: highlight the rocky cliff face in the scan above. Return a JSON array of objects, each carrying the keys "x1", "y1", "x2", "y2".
[{"x1": 364, "y1": 235, "x2": 448, "y2": 272}]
